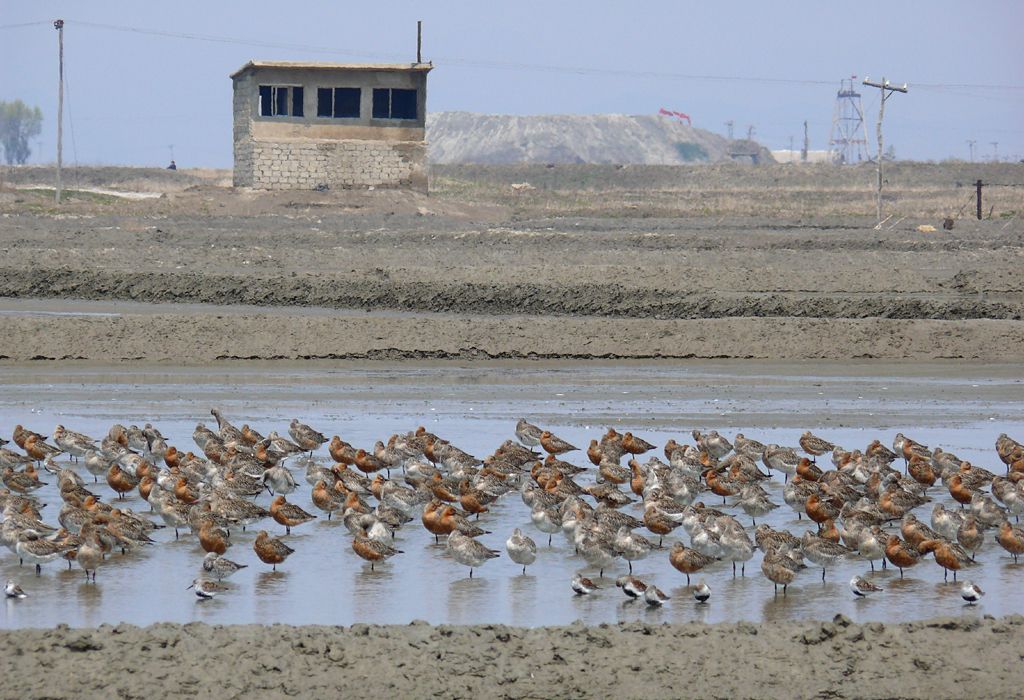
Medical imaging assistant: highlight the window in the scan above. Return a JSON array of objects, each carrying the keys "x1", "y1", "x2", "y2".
[
  {"x1": 258, "y1": 85, "x2": 303, "y2": 117},
  {"x1": 372, "y1": 88, "x2": 417, "y2": 120},
  {"x1": 317, "y1": 87, "x2": 361, "y2": 118}
]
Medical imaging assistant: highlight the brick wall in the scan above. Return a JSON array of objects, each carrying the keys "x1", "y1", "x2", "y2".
[{"x1": 239, "y1": 139, "x2": 426, "y2": 191}]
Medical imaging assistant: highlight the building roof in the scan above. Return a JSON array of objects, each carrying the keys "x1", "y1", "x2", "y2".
[{"x1": 230, "y1": 60, "x2": 433, "y2": 79}]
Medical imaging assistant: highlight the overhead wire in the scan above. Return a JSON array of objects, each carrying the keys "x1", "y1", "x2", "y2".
[{"x1": 53, "y1": 19, "x2": 1024, "y2": 93}]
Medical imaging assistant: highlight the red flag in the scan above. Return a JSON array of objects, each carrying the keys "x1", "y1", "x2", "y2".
[
  {"x1": 658, "y1": 107, "x2": 673, "y2": 116},
  {"x1": 672, "y1": 111, "x2": 692, "y2": 125}
]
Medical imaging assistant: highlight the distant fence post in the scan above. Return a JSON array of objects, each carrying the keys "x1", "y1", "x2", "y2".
[{"x1": 975, "y1": 179, "x2": 983, "y2": 220}]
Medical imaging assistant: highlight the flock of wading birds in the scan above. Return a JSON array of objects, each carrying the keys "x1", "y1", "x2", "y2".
[{"x1": 2, "y1": 412, "x2": 1023, "y2": 609}]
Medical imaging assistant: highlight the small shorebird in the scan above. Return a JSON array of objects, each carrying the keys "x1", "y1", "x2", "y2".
[
  {"x1": 571, "y1": 573, "x2": 600, "y2": 595},
  {"x1": 762, "y1": 444, "x2": 800, "y2": 481},
  {"x1": 15, "y1": 530, "x2": 66, "y2": 576},
  {"x1": 253, "y1": 531, "x2": 294, "y2": 571},
  {"x1": 996, "y1": 520, "x2": 1024, "y2": 563},
  {"x1": 203, "y1": 552, "x2": 247, "y2": 580},
  {"x1": 918, "y1": 538, "x2": 977, "y2": 581},
  {"x1": 799, "y1": 431, "x2": 835, "y2": 460},
  {"x1": 539, "y1": 431, "x2": 578, "y2": 456},
  {"x1": 4, "y1": 580, "x2": 27, "y2": 599},
  {"x1": 187, "y1": 578, "x2": 227, "y2": 600},
  {"x1": 505, "y1": 528, "x2": 537, "y2": 574},
  {"x1": 849, "y1": 575, "x2": 883, "y2": 598},
  {"x1": 515, "y1": 419, "x2": 544, "y2": 447},
  {"x1": 615, "y1": 575, "x2": 647, "y2": 601},
  {"x1": 961, "y1": 581, "x2": 984, "y2": 605},
  {"x1": 288, "y1": 419, "x2": 327, "y2": 455},
  {"x1": 885, "y1": 535, "x2": 922, "y2": 578},
  {"x1": 76, "y1": 523, "x2": 103, "y2": 582},
  {"x1": 801, "y1": 532, "x2": 854, "y2": 581},
  {"x1": 644, "y1": 585, "x2": 670, "y2": 607},
  {"x1": 446, "y1": 530, "x2": 500, "y2": 578},
  {"x1": 352, "y1": 530, "x2": 403, "y2": 571},
  {"x1": 53, "y1": 425, "x2": 96, "y2": 462},
  {"x1": 2, "y1": 466, "x2": 47, "y2": 494},
  {"x1": 198, "y1": 522, "x2": 230, "y2": 556},
  {"x1": 262, "y1": 465, "x2": 297, "y2": 496},
  {"x1": 614, "y1": 526, "x2": 653, "y2": 574},
  {"x1": 270, "y1": 495, "x2": 316, "y2": 535},
  {"x1": 668, "y1": 542, "x2": 714, "y2": 585},
  {"x1": 693, "y1": 581, "x2": 711, "y2": 603},
  {"x1": 761, "y1": 546, "x2": 800, "y2": 595},
  {"x1": 621, "y1": 432, "x2": 656, "y2": 456}
]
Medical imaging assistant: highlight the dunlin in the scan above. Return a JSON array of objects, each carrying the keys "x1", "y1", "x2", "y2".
[
  {"x1": 571, "y1": 573, "x2": 600, "y2": 595},
  {"x1": 188, "y1": 578, "x2": 227, "y2": 600},
  {"x1": 4, "y1": 580, "x2": 27, "y2": 599},
  {"x1": 960, "y1": 581, "x2": 984, "y2": 605},
  {"x1": 849, "y1": 575, "x2": 883, "y2": 598}
]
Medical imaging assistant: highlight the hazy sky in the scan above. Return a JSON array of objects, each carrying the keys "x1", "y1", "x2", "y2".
[{"x1": 2, "y1": 1, "x2": 1021, "y2": 167}]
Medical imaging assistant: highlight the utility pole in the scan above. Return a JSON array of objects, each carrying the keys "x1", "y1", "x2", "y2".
[
  {"x1": 862, "y1": 76, "x2": 908, "y2": 225},
  {"x1": 747, "y1": 125, "x2": 756, "y2": 141},
  {"x1": 789, "y1": 135, "x2": 794, "y2": 154},
  {"x1": 967, "y1": 139, "x2": 976, "y2": 162},
  {"x1": 725, "y1": 120, "x2": 734, "y2": 140},
  {"x1": 802, "y1": 120, "x2": 809, "y2": 163},
  {"x1": 55, "y1": 18, "x2": 64, "y2": 204},
  {"x1": 990, "y1": 141, "x2": 999, "y2": 162}
]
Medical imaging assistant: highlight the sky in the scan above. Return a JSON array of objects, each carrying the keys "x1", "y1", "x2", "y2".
[{"x1": 1, "y1": 1, "x2": 1022, "y2": 167}]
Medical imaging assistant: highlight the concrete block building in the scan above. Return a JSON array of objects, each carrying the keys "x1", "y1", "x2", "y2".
[{"x1": 231, "y1": 61, "x2": 432, "y2": 191}]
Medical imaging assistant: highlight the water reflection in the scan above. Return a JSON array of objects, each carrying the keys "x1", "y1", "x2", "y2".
[
  {"x1": 448, "y1": 577, "x2": 492, "y2": 625},
  {"x1": 255, "y1": 571, "x2": 289, "y2": 594},
  {"x1": 0, "y1": 362, "x2": 1023, "y2": 629}
]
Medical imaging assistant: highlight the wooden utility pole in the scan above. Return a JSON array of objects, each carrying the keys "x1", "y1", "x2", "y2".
[
  {"x1": 801, "y1": 120, "x2": 809, "y2": 163},
  {"x1": 967, "y1": 139, "x2": 976, "y2": 162},
  {"x1": 55, "y1": 18, "x2": 64, "y2": 204},
  {"x1": 863, "y1": 76, "x2": 908, "y2": 225}
]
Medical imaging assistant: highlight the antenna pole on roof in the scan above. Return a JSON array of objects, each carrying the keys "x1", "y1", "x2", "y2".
[{"x1": 417, "y1": 21, "x2": 422, "y2": 63}]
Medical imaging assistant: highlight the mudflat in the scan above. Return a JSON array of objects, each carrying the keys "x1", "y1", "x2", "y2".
[
  {"x1": 0, "y1": 616, "x2": 1021, "y2": 699},
  {"x1": 1, "y1": 163, "x2": 1022, "y2": 362}
]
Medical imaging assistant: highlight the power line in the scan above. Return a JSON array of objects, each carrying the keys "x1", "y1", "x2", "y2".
[
  {"x1": 44, "y1": 19, "x2": 1024, "y2": 92},
  {"x1": 0, "y1": 21, "x2": 50, "y2": 30}
]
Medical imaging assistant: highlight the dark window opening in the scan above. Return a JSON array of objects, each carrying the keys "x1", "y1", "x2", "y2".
[
  {"x1": 259, "y1": 85, "x2": 273, "y2": 117},
  {"x1": 334, "y1": 88, "x2": 360, "y2": 118},
  {"x1": 258, "y1": 85, "x2": 302, "y2": 117},
  {"x1": 391, "y1": 89, "x2": 416, "y2": 119},
  {"x1": 318, "y1": 87, "x2": 361, "y2": 118},
  {"x1": 372, "y1": 88, "x2": 417, "y2": 120},
  {"x1": 317, "y1": 88, "x2": 332, "y2": 117},
  {"x1": 372, "y1": 89, "x2": 389, "y2": 119}
]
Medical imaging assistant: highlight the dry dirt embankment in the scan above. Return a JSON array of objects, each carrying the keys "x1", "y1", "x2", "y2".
[
  {"x1": 0, "y1": 616, "x2": 1021, "y2": 699},
  {"x1": 1, "y1": 163, "x2": 1022, "y2": 362}
]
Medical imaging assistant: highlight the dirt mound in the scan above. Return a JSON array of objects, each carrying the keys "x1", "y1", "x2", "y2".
[{"x1": 427, "y1": 112, "x2": 774, "y2": 165}]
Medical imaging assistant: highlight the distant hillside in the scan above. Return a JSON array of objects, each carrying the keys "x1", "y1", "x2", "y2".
[{"x1": 426, "y1": 112, "x2": 773, "y2": 165}]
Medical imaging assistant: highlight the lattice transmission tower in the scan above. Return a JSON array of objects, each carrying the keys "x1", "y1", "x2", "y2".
[{"x1": 828, "y1": 77, "x2": 869, "y2": 164}]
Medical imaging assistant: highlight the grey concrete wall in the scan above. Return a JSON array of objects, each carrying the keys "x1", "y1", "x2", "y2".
[{"x1": 232, "y1": 65, "x2": 429, "y2": 191}]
